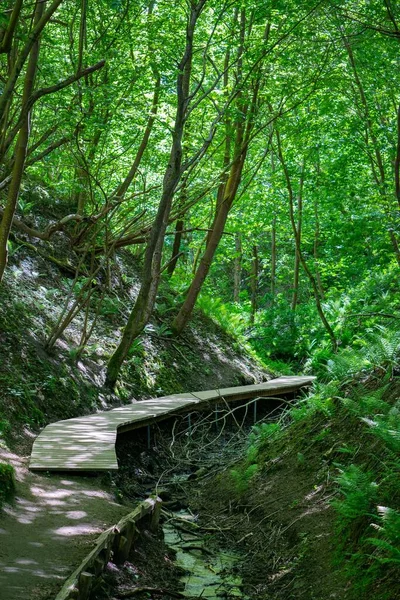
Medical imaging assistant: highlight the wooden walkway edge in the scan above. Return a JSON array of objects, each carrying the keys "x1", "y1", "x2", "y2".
[{"x1": 29, "y1": 376, "x2": 315, "y2": 473}]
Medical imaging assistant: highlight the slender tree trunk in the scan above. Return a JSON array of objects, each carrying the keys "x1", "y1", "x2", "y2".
[
  {"x1": 271, "y1": 216, "x2": 276, "y2": 300},
  {"x1": 74, "y1": 0, "x2": 88, "y2": 215},
  {"x1": 171, "y1": 8, "x2": 264, "y2": 336},
  {"x1": 0, "y1": 0, "x2": 64, "y2": 122},
  {"x1": 291, "y1": 159, "x2": 305, "y2": 311},
  {"x1": 0, "y1": 43, "x2": 17, "y2": 160},
  {"x1": 343, "y1": 33, "x2": 400, "y2": 265},
  {"x1": 109, "y1": 0, "x2": 160, "y2": 206},
  {"x1": 250, "y1": 244, "x2": 258, "y2": 324},
  {"x1": 292, "y1": 250, "x2": 300, "y2": 310},
  {"x1": 233, "y1": 232, "x2": 242, "y2": 302},
  {"x1": 75, "y1": 164, "x2": 88, "y2": 215},
  {"x1": 112, "y1": 73, "x2": 160, "y2": 202},
  {"x1": 395, "y1": 104, "x2": 400, "y2": 209},
  {"x1": 167, "y1": 219, "x2": 184, "y2": 276},
  {"x1": 0, "y1": 0, "x2": 23, "y2": 54},
  {"x1": 313, "y1": 199, "x2": 325, "y2": 299},
  {"x1": 275, "y1": 130, "x2": 337, "y2": 351},
  {"x1": 167, "y1": 161, "x2": 188, "y2": 277},
  {"x1": 0, "y1": 0, "x2": 45, "y2": 283},
  {"x1": 76, "y1": 0, "x2": 87, "y2": 74},
  {"x1": 171, "y1": 153, "x2": 245, "y2": 335},
  {"x1": 105, "y1": 1, "x2": 206, "y2": 389},
  {"x1": 389, "y1": 229, "x2": 400, "y2": 267}
]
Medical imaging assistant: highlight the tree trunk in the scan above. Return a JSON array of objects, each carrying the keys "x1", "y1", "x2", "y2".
[
  {"x1": 171, "y1": 153, "x2": 245, "y2": 335},
  {"x1": 0, "y1": 0, "x2": 45, "y2": 283},
  {"x1": 0, "y1": 0, "x2": 64, "y2": 123},
  {"x1": 271, "y1": 216, "x2": 276, "y2": 300},
  {"x1": 167, "y1": 163, "x2": 188, "y2": 277},
  {"x1": 275, "y1": 130, "x2": 337, "y2": 351},
  {"x1": 343, "y1": 33, "x2": 400, "y2": 266},
  {"x1": 0, "y1": 0, "x2": 23, "y2": 55},
  {"x1": 167, "y1": 219, "x2": 184, "y2": 276},
  {"x1": 291, "y1": 159, "x2": 304, "y2": 311},
  {"x1": 250, "y1": 244, "x2": 258, "y2": 324},
  {"x1": 171, "y1": 8, "x2": 264, "y2": 336},
  {"x1": 105, "y1": 1, "x2": 206, "y2": 389},
  {"x1": 389, "y1": 229, "x2": 400, "y2": 267},
  {"x1": 112, "y1": 73, "x2": 160, "y2": 202},
  {"x1": 233, "y1": 232, "x2": 242, "y2": 302},
  {"x1": 313, "y1": 199, "x2": 325, "y2": 299}
]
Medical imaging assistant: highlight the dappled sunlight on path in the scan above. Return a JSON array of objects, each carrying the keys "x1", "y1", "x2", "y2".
[{"x1": 0, "y1": 448, "x2": 129, "y2": 600}]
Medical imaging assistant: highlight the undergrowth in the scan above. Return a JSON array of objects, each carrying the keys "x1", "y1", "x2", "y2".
[
  {"x1": 229, "y1": 324, "x2": 400, "y2": 599},
  {"x1": 0, "y1": 463, "x2": 15, "y2": 506},
  {"x1": 191, "y1": 264, "x2": 400, "y2": 379}
]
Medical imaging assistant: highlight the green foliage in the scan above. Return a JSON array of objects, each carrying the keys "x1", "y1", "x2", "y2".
[
  {"x1": 249, "y1": 296, "x2": 313, "y2": 363},
  {"x1": 248, "y1": 422, "x2": 281, "y2": 453},
  {"x1": 230, "y1": 464, "x2": 258, "y2": 495},
  {"x1": 367, "y1": 507, "x2": 400, "y2": 567},
  {"x1": 364, "y1": 329, "x2": 400, "y2": 377},
  {"x1": 1, "y1": 1, "x2": 400, "y2": 595},
  {"x1": 0, "y1": 463, "x2": 15, "y2": 505},
  {"x1": 0, "y1": 418, "x2": 11, "y2": 440},
  {"x1": 332, "y1": 461, "x2": 400, "y2": 596},
  {"x1": 238, "y1": 315, "x2": 400, "y2": 598},
  {"x1": 333, "y1": 466, "x2": 378, "y2": 536},
  {"x1": 289, "y1": 381, "x2": 338, "y2": 421},
  {"x1": 196, "y1": 295, "x2": 249, "y2": 340},
  {"x1": 100, "y1": 296, "x2": 122, "y2": 317}
]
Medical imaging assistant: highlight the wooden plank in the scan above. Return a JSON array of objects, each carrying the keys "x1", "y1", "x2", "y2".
[
  {"x1": 54, "y1": 497, "x2": 158, "y2": 600},
  {"x1": 29, "y1": 376, "x2": 315, "y2": 473}
]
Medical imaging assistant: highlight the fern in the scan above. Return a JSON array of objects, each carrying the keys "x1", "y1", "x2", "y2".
[
  {"x1": 325, "y1": 348, "x2": 369, "y2": 382},
  {"x1": 367, "y1": 507, "x2": 400, "y2": 566},
  {"x1": 361, "y1": 410, "x2": 400, "y2": 453},
  {"x1": 364, "y1": 329, "x2": 400, "y2": 375},
  {"x1": 333, "y1": 465, "x2": 378, "y2": 525},
  {"x1": 341, "y1": 384, "x2": 390, "y2": 418},
  {"x1": 230, "y1": 463, "x2": 258, "y2": 495}
]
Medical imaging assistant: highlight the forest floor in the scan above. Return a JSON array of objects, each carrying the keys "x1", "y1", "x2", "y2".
[
  {"x1": 95, "y1": 408, "x2": 348, "y2": 600},
  {"x1": 0, "y1": 229, "x2": 348, "y2": 600},
  {"x1": 0, "y1": 446, "x2": 130, "y2": 600},
  {"x1": 0, "y1": 245, "x2": 270, "y2": 600}
]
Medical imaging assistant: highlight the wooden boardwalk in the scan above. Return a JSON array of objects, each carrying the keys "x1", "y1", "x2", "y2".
[{"x1": 29, "y1": 376, "x2": 315, "y2": 472}]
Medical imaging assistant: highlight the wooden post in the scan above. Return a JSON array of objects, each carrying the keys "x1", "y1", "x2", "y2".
[
  {"x1": 150, "y1": 497, "x2": 162, "y2": 533},
  {"x1": 78, "y1": 572, "x2": 93, "y2": 600},
  {"x1": 114, "y1": 522, "x2": 136, "y2": 565}
]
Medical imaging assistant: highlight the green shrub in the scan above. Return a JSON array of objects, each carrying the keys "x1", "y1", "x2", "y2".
[
  {"x1": 0, "y1": 463, "x2": 15, "y2": 505},
  {"x1": 230, "y1": 463, "x2": 258, "y2": 495}
]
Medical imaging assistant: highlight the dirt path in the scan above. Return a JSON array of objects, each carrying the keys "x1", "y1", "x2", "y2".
[{"x1": 0, "y1": 448, "x2": 130, "y2": 600}]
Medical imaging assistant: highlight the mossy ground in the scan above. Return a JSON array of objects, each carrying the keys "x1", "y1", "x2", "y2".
[{"x1": 0, "y1": 462, "x2": 15, "y2": 505}]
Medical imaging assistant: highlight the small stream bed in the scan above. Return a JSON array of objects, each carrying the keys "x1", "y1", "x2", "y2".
[
  {"x1": 163, "y1": 509, "x2": 245, "y2": 599},
  {"x1": 105, "y1": 400, "x2": 286, "y2": 600}
]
